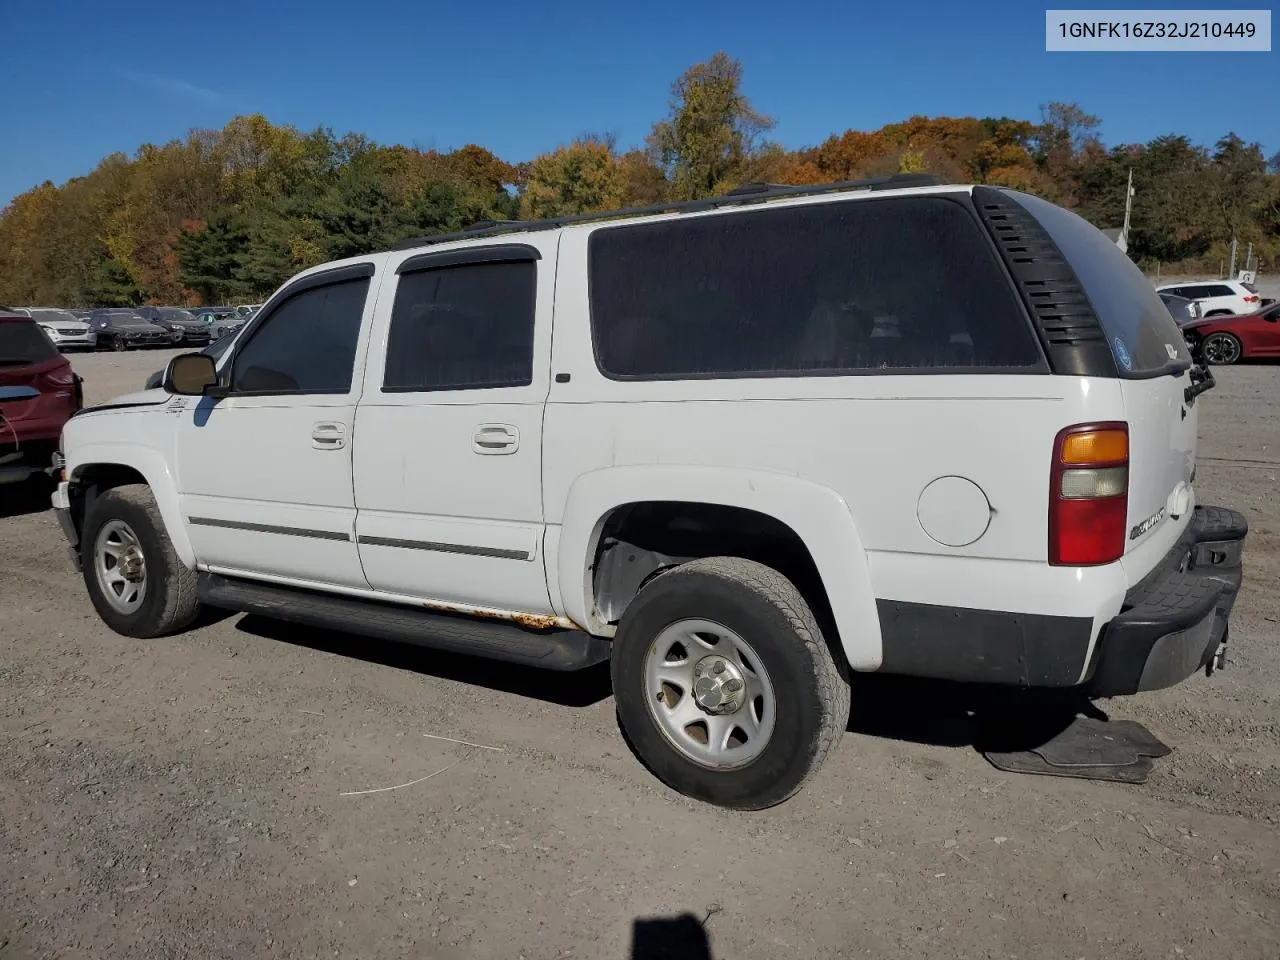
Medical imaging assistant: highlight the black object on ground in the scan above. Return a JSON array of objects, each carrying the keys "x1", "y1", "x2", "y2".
[{"x1": 984, "y1": 715, "x2": 1171, "y2": 783}]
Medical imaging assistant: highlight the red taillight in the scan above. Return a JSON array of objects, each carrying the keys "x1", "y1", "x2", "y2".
[
  {"x1": 1244, "y1": 295, "x2": 1259, "y2": 303},
  {"x1": 1049, "y1": 422, "x2": 1129, "y2": 566}
]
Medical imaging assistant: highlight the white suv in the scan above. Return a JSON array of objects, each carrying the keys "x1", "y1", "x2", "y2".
[
  {"x1": 51, "y1": 177, "x2": 1249, "y2": 809},
  {"x1": 1156, "y1": 280, "x2": 1261, "y2": 316},
  {"x1": 14, "y1": 308, "x2": 98, "y2": 350}
]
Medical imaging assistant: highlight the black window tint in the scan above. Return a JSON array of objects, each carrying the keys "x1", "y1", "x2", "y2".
[
  {"x1": 231, "y1": 277, "x2": 369, "y2": 394},
  {"x1": 383, "y1": 261, "x2": 535, "y2": 392},
  {"x1": 1010, "y1": 191, "x2": 1190, "y2": 377},
  {"x1": 588, "y1": 197, "x2": 1041, "y2": 380},
  {"x1": 1209, "y1": 285, "x2": 1236, "y2": 298}
]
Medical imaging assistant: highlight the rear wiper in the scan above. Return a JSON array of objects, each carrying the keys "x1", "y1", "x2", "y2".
[{"x1": 1185, "y1": 363, "x2": 1216, "y2": 404}]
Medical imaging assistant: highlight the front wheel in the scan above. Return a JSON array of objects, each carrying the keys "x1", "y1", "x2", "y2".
[
  {"x1": 611, "y1": 556, "x2": 850, "y2": 810},
  {"x1": 81, "y1": 484, "x2": 201, "y2": 638},
  {"x1": 1202, "y1": 332, "x2": 1242, "y2": 365},
  {"x1": 112, "y1": 337, "x2": 128, "y2": 352}
]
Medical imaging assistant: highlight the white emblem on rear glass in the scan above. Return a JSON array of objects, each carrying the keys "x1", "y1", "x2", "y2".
[{"x1": 1165, "y1": 343, "x2": 1178, "y2": 360}]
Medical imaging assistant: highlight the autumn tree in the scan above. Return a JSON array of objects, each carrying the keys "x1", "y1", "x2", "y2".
[
  {"x1": 519, "y1": 138, "x2": 624, "y2": 219},
  {"x1": 646, "y1": 52, "x2": 774, "y2": 199}
]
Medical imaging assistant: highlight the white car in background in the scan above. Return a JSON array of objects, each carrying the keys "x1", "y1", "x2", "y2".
[
  {"x1": 1156, "y1": 280, "x2": 1261, "y2": 317},
  {"x1": 13, "y1": 308, "x2": 98, "y2": 351}
]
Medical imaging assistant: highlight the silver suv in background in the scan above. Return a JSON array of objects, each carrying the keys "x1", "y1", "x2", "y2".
[{"x1": 12, "y1": 308, "x2": 98, "y2": 350}]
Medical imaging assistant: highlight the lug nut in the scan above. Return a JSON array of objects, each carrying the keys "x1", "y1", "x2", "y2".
[
  {"x1": 725, "y1": 678, "x2": 742, "y2": 693},
  {"x1": 712, "y1": 661, "x2": 726, "y2": 675}
]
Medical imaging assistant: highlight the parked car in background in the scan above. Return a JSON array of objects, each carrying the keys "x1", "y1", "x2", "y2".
[
  {"x1": 1181, "y1": 301, "x2": 1280, "y2": 364},
  {"x1": 1156, "y1": 280, "x2": 1261, "y2": 316},
  {"x1": 1158, "y1": 292, "x2": 1201, "y2": 325},
  {"x1": 12, "y1": 308, "x2": 98, "y2": 350},
  {"x1": 234, "y1": 303, "x2": 262, "y2": 317},
  {"x1": 197, "y1": 310, "x2": 248, "y2": 339},
  {"x1": 1, "y1": 310, "x2": 82, "y2": 485},
  {"x1": 144, "y1": 329, "x2": 239, "y2": 389},
  {"x1": 135, "y1": 306, "x2": 212, "y2": 346},
  {"x1": 90, "y1": 309, "x2": 173, "y2": 351}
]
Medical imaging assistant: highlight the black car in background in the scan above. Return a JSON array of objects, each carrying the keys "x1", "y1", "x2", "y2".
[
  {"x1": 1158, "y1": 292, "x2": 1202, "y2": 325},
  {"x1": 135, "y1": 306, "x2": 212, "y2": 346},
  {"x1": 89, "y1": 309, "x2": 173, "y2": 351}
]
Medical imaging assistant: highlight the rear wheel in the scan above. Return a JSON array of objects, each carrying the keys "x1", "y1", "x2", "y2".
[
  {"x1": 611, "y1": 556, "x2": 849, "y2": 810},
  {"x1": 1202, "y1": 332, "x2": 1242, "y2": 365},
  {"x1": 81, "y1": 484, "x2": 201, "y2": 638}
]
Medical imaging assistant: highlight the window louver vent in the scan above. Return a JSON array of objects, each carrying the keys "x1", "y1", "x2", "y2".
[{"x1": 972, "y1": 186, "x2": 1118, "y2": 378}]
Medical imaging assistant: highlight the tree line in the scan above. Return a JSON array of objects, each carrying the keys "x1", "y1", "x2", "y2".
[{"x1": 1, "y1": 52, "x2": 1276, "y2": 307}]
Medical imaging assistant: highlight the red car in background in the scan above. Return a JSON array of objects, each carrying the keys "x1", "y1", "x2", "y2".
[
  {"x1": 1181, "y1": 300, "x2": 1280, "y2": 365},
  {"x1": 1, "y1": 309, "x2": 83, "y2": 486}
]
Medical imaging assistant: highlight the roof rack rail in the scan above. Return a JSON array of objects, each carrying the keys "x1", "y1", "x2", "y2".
[
  {"x1": 725, "y1": 182, "x2": 787, "y2": 196},
  {"x1": 390, "y1": 173, "x2": 945, "y2": 251}
]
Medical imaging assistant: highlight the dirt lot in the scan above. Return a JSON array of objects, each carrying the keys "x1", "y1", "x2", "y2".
[{"x1": 3, "y1": 348, "x2": 1278, "y2": 960}]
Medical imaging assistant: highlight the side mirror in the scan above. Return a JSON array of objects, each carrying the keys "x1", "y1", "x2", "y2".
[{"x1": 163, "y1": 353, "x2": 218, "y2": 396}]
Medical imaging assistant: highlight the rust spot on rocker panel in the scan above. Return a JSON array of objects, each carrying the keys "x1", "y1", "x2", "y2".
[{"x1": 418, "y1": 597, "x2": 576, "y2": 632}]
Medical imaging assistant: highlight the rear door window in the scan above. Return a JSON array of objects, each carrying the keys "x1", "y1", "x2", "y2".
[
  {"x1": 1008, "y1": 192, "x2": 1190, "y2": 377},
  {"x1": 0, "y1": 320, "x2": 59, "y2": 365},
  {"x1": 588, "y1": 195, "x2": 1043, "y2": 380}
]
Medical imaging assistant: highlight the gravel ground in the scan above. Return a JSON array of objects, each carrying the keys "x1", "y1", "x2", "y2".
[{"x1": 2, "y1": 348, "x2": 1278, "y2": 960}]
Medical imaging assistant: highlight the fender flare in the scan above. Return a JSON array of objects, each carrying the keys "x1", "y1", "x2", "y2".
[
  {"x1": 68, "y1": 443, "x2": 196, "y2": 569},
  {"x1": 556, "y1": 465, "x2": 883, "y2": 671}
]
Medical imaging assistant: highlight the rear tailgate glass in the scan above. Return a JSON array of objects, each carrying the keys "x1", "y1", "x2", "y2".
[
  {"x1": 0, "y1": 319, "x2": 59, "y2": 365},
  {"x1": 1006, "y1": 192, "x2": 1191, "y2": 378}
]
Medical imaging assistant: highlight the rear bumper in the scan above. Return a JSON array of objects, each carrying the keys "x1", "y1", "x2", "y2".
[
  {"x1": 0, "y1": 439, "x2": 59, "y2": 485},
  {"x1": 1085, "y1": 505, "x2": 1247, "y2": 697}
]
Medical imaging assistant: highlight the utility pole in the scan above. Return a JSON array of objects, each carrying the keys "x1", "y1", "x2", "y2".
[
  {"x1": 1228, "y1": 235, "x2": 1238, "y2": 278},
  {"x1": 1121, "y1": 168, "x2": 1134, "y2": 244}
]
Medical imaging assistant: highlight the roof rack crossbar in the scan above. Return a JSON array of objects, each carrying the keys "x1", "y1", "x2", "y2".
[{"x1": 390, "y1": 173, "x2": 943, "y2": 250}]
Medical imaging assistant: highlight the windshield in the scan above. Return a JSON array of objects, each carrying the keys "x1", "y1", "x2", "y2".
[
  {"x1": 159, "y1": 308, "x2": 196, "y2": 321},
  {"x1": 94, "y1": 310, "x2": 142, "y2": 326},
  {"x1": 1009, "y1": 191, "x2": 1191, "y2": 377},
  {"x1": 0, "y1": 319, "x2": 59, "y2": 365},
  {"x1": 29, "y1": 309, "x2": 82, "y2": 324}
]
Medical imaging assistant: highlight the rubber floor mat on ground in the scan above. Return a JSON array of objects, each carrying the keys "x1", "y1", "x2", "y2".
[{"x1": 983, "y1": 716, "x2": 1171, "y2": 783}]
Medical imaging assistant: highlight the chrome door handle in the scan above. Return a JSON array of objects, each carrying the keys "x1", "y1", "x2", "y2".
[
  {"x1": 473, "y1": 423, "x2": 519, "y2": 455},
  {"x1": 311, "y1": 422, "x2": 347, "y2": 450}
]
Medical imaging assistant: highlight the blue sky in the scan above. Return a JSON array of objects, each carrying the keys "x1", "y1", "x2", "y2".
[{"x1": 0, "y1": 0, "x2": 1274, "y2": 206}]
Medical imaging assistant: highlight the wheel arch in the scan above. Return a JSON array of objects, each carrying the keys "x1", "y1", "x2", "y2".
[
  {"x1": 555, "y1": 465, "x2": 882, "y2": 671},
  {"x1": 68, "y1": 445, "x2": 195, "y2": 568}
]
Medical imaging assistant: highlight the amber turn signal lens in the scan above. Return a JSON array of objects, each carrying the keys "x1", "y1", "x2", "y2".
[{"x1": 1060, "y1": 429, "x2": 1128, "y2": 465}]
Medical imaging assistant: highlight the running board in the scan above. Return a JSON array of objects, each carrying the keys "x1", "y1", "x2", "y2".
[{"x1": 197, "y1": 573, "x2": 610, "y2": 671}]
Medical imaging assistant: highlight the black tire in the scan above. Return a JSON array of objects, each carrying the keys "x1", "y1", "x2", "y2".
[
  {"x1": 112, "y1": 337, "x2": 128, "y2": 352},
  {"x1": 1202, "y1": 332, "x2": 1242, "y2": 365},
  {"x1": 81, "y1": 484, "x2": 201, "y2": 638},
  {"x1": 611, "y1": 556, "x2": 850, "y2": 810}
]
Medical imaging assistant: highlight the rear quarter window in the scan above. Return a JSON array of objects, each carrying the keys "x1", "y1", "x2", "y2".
[
  {"x1": 588, "y1": 195, "x2": 1043, "y2": 380},
  {"x1": 1007, "y1": 192, "x2": 1190, "y2": 377}
]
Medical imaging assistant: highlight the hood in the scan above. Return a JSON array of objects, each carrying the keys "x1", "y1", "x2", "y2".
[
  {"x1": 109, "y1": 319, "x2": 166, "y2": 332},
  {"x1": 1182, "y1": 315, "x2": 1235, "y2": 332},
  {"x1": 38, "y1": 318, "x2": 92, "y2": 331},
  {"x1": 72, "y1": 387, "x2": 172, "y2": 417}
]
